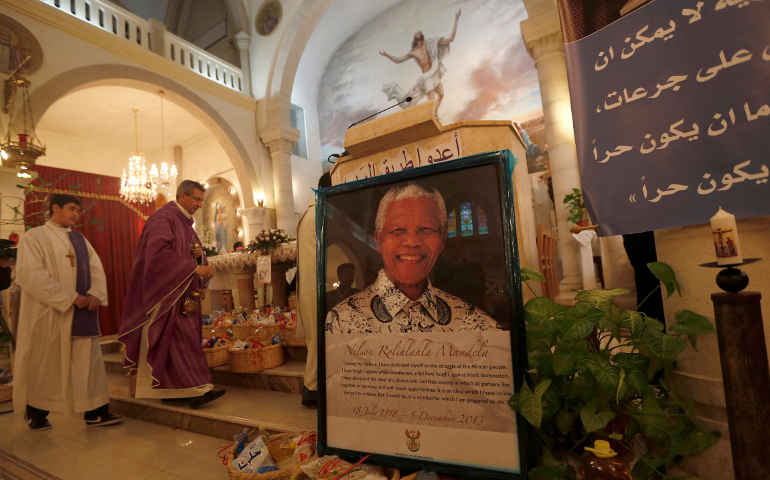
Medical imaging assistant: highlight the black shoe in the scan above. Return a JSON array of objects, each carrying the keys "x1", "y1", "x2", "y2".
[
  {"x1": 25, "y1": 405, "x2": 51, "y2": 430},
  {"x1": 301, "y1": 387, "x2": 317, "y2": 408},
  {"x1": 26, "y1": 416, "x2": 52, "y2": 431},
  {"x1": 188, "y1": 388, "x2": 226, "y2": 409},
  {"x1": 85, "y1": 412, "x2": 123, "y2": 428}
]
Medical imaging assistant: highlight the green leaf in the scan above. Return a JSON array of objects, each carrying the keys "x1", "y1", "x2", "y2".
[
  {"x1": 575, "y1": 288, "x2": 630, "y2": 309},
  {"x1": 616, "y1": 369, "x2": 626, "y2": 405},
  {"x1": 535, "y1": 378, "x2": 552, "y2": 397},
  {"x1": 671, "y1": 310, "x2": 715, "y2": 350},
  {"x1": 647, "y1": 262, "x2": 681, "y2": 297},
  {"x1": 585, "y1": 354, "x2": 621, "y2": 391},
  {"x1": 649, "y1": 335, "x2": 687, "y2": 361},
  {"x1": 553, "y1": 352, "x2": 576, "y2": 375},
  {"x1": 612, "y1": 353, "x2": 649, "y2": 371},
  {"x1": 512, "y1": 379, "x2": 551, "y2": 428},
  {"x1": 600, "y1": 303, "x2": 628, "y2": 337},
  {"x1": 580, "y1": 404, "x2": 616, "y2": 432},
  {"x1": 562, "y1": 316, "x2": 597, "y2": 342},
  {"x1": 526, "y1": 297, "x2": 568, "y2": 322},
  {"x1": 522, "y1": 267, "x2": 546, "y2": 283}
]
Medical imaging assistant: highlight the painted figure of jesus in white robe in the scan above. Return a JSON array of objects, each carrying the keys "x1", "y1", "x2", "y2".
[{"x1": 12, "y1": 195, "x2": 118, "y2": 429}]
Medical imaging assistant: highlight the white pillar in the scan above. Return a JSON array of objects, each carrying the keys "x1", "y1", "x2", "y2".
[
  {"x1": 241, "y1": 205, "x2": 275, "y2": 241},
  {"x1": 259, "y1": 125, "x2": 299, "y2": 237},
  {"x1": 234, "y1": 31, "x2": 252, "y2": 97},
  {"x1": 522, "y1": 13, "x2": 582, "y2": 294}
]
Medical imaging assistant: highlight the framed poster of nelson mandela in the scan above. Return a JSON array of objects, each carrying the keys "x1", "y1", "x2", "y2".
[{"x1": 316, "y1": 150, "x2": 532, "y2": 479}]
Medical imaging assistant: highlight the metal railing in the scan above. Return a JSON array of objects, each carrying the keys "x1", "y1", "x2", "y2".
[{"x1": 37, "y1": 0, "x2": 245, "y2": 94}]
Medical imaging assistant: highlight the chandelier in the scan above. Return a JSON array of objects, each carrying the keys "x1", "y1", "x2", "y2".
[
  {"x1": 119, "y1": 92, "x2": 177, "y2": 205},
  {"x1": 1, "y1": 56, "x2": 45, "y2": 179}
]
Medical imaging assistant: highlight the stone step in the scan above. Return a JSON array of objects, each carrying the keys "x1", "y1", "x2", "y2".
[
  {"x1": 103, "y1": 352, "x2": 306, "y2": 393},
  {"x1": 107, "y1": 373, "x2": 316, "y2": 441}
]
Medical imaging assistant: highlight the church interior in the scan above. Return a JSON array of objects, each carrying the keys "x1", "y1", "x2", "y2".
[{"x1": 0, "y1": 0, "x2": 768, "y2": 479}]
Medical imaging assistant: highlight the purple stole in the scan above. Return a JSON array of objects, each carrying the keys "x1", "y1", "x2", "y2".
[{"x1": 69, "y1": 231, "x2": 100, "y2": 337}]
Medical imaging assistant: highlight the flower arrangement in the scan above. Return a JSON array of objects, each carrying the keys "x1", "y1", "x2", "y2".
[
  {"x1": 248, "y1": 228, "x2": 291, "y2": 254},
  {"x1": 203, "y1": 244, "x2": 219, "y2": 257}
]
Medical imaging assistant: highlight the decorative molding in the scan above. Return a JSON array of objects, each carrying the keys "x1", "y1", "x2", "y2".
[
  {"x1": 0, "y1": 0, "x2": 256, "y2": 111},
  {"x1": 261, "y1": 126, "x2": 300, "y2": 153},
  {"x1": 29, "y1": 186, "x2": 149, "y2": 220},
  {"x1": 523, "y1": 30, "x2": 565, "y2": 61}
]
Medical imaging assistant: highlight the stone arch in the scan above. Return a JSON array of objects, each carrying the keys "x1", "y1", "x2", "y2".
[
  {"x1": 258, "y1": 0, "x2": 334, "y2": 131},
  {"x1": 30, "y1": 64, "x2": 258, "y2": 208}
]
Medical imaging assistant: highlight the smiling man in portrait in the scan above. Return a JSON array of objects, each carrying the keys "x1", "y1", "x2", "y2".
[{"x1": 325, "y1": 182, "x2": 498, "y2": 334}]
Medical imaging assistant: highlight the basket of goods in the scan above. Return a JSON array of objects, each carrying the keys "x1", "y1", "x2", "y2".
[
  {"x1": 278, "y1": 311, "x2": 301, "y2": 346},
  {"x1": 202, "y1": 336, "x2": 230, "y2": 368},
  {"x1": 232, "y1": 310, "x2": 258, "y2": 340},
  {"x1": 204, "y1": 311, "x2": 234, "y2": 339},
  {"x1": 229, "y1": 338, "x2": 285, "y2": 373},
  {"x1": 233, "y1": 323, "x2": 258, "y2": 341},
  {"x1": 295, "y1": 455, "x2": 401, "y2": 480},
  {"x1": 225, "y1": 430, "x2": 305, "y2": 480}
]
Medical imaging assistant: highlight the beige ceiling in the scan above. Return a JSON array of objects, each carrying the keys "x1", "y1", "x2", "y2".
[{"x1": 36, "y1": 85, "x2": 212, "y2": 152}]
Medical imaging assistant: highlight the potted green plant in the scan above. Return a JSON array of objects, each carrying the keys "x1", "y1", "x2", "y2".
[
  {"x1": 563, "y1": 188, "x2": 589, "y2": 226},
  {"x1": 513, "y1": 264, "x2": 719, "y2": 479}
]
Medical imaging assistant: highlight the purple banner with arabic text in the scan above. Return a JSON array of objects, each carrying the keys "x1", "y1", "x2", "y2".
[{"x1": 565, "y1": 0, "x2": 770, "y2": 235}]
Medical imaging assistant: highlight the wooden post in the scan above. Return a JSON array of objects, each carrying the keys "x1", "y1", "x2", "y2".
[{"x1": 711, "y1": 292, "x2": 770, "y2": 480}]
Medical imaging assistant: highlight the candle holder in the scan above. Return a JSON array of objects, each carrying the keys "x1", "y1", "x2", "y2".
[{"x1": 699, "y1": 258, "x2": 761, "y2": 293}]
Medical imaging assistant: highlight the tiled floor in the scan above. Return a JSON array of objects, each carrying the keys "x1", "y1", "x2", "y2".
[{"x1": 0, "y1": 410, "x2": 230, "y2": 479}]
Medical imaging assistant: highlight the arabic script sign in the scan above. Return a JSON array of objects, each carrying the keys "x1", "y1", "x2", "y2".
[{"x1": 565, "y1": 0, "x2": 770, "y2": 235}]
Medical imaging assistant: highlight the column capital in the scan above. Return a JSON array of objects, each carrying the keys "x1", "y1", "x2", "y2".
[
  {"x1": 262, "y1": 127, "x2": 300, "y2": 155},
  {"x1": 234, "y1": 30, "x2": 250, "y2": 51},
  {"x1": 520, "y1": 7, "x2": 564, "y2": 60}
]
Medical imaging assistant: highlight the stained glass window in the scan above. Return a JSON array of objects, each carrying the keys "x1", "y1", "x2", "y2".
[
  {"x1": 460, "y1": 202, "x2": 474, "y2": 237},
  {"x1": 447, "y1": 210, "x2": 457, "y2": 238},
  {"x1": 478, "y1": 208, "x2": 488, "y2": 236}
]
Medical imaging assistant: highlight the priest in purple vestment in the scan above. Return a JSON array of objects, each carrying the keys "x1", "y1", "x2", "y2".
[{"x1": 118, "y1": 180, "x2": 225, "y2": 409}]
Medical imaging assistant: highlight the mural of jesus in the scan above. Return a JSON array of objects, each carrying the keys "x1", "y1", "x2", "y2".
[{"x1": 379, "y1": 9, "x2": 461, "y2": 115}]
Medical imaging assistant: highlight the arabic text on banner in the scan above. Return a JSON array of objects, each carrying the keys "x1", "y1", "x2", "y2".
[{"x1": 565, "y1": 0, "x2": 770, "y2": 235}]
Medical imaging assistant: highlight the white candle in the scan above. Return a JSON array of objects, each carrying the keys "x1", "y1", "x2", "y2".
[{"x1": 710, "y1": 207, "x2": 743, "y2": 266}]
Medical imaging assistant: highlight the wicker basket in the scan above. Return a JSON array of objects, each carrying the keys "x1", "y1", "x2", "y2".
[
  {"x1": 230, "y1": 344, "x2": 284, "y2": 373},
  {"x1": 0, "y1": 383, "x2": 11, "y2": 403},
  {"x1": 232, "y1": 324, "x2": 258, "y2": 341},
  {"x1": 204, "y1": 343, "x2": 230, "y2": 368},
  {"x1": 290, "y1": 467, "x2": 401, "y2": 480},
  {"x1": 255, "y1": 325, "x2": 282, "y2": 343},
  {"x1": 202, "y1": 326, "x2": 227, "y2": 339}
]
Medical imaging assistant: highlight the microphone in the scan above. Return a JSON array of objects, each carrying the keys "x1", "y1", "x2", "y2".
[{"x1": 348, "y1": 96, "x2": 413, "y2": 129}]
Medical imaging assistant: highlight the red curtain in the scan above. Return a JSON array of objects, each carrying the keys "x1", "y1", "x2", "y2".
[{"x1": 24, "y1": 165, "x2": 155, "y2": 335}]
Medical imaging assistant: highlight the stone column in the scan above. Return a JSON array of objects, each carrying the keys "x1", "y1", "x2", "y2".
[
  {"x1": 241, "y1": 206, "x2": 276, "y2": 241},
  {"x1": 262, "y1": 128, "x2": 299, "y2": 237},
  {"x1": 521, "y1": 13, "x2": 582, "y2": 293},
  {"x1": 233, "y1": 31, "x2": 252, "y2": 97}
]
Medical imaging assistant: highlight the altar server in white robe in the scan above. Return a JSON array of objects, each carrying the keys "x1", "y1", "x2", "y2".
[{"x1": 13, "y1": 194, "x2": 122, "y2": 430}]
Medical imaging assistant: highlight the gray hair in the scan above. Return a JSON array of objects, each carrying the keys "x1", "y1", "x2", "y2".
[
  {"x1": 176, "y1": 180, "x2": 205, "y2": 199},
  {"x1": 374, "y1": 183, "x2": 448, "y2": 235}
]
